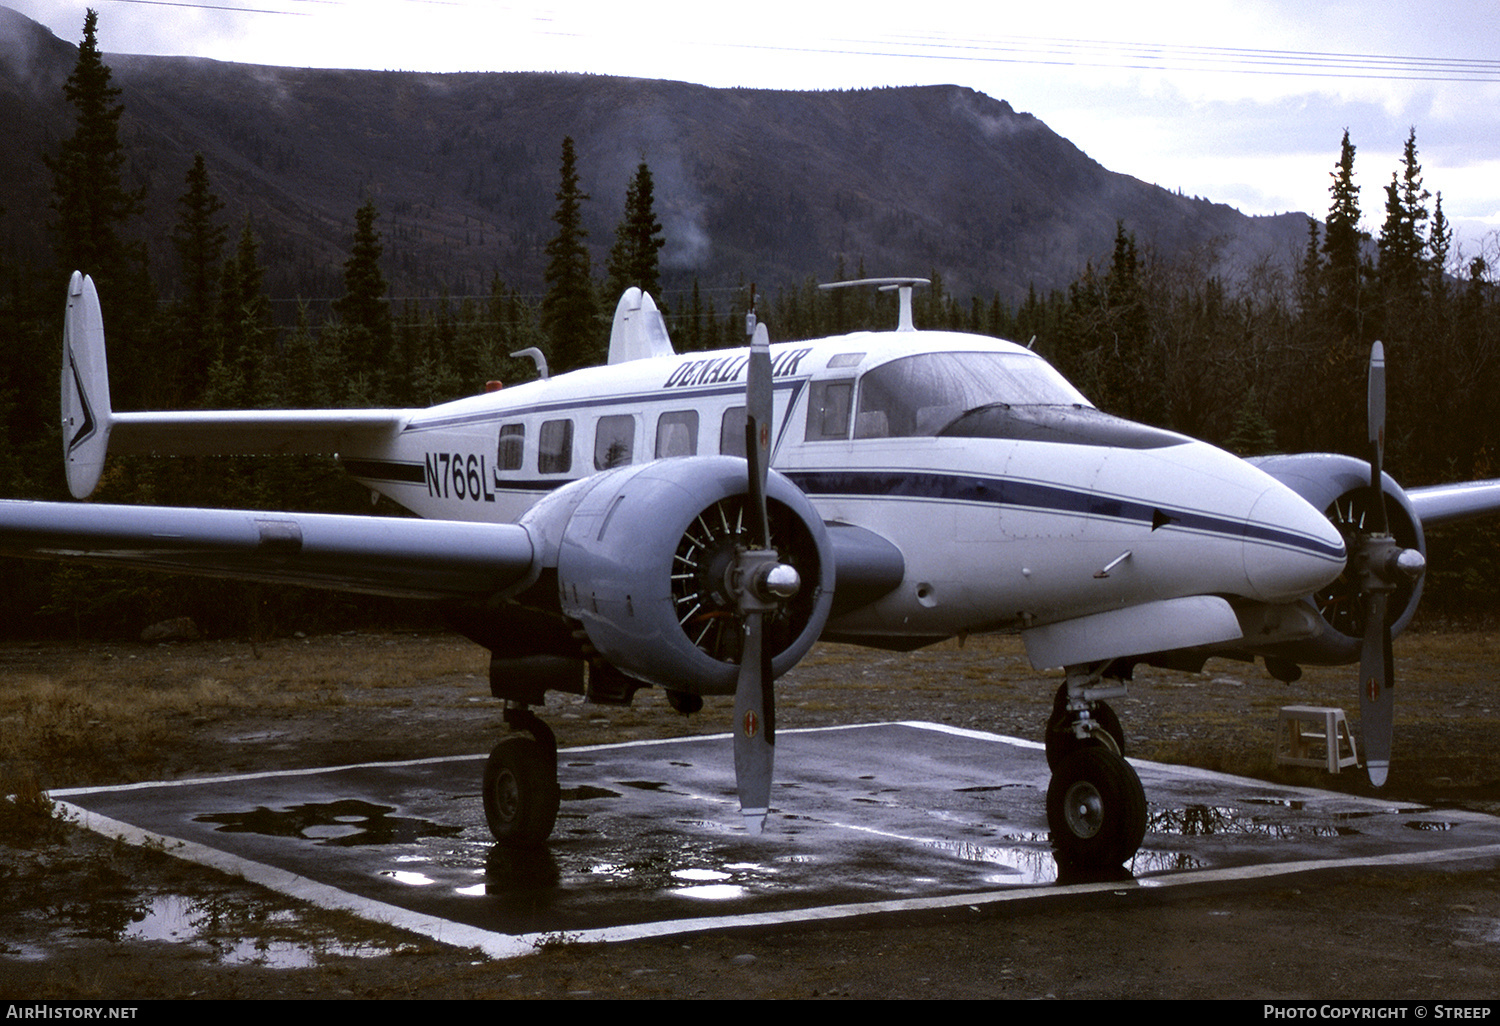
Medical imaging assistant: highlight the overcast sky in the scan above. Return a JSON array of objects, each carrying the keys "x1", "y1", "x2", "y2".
[{"x1": 10, "y1": 0, "x2": 1500, "y2": 262}]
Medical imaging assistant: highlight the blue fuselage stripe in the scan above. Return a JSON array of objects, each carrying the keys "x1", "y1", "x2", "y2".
[{"x1": 783, "y1": 470, "x2": 1345, "y2": 563}]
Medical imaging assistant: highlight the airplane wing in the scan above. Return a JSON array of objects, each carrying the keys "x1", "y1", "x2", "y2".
[
  {"x1": 1408, "y1": 479, "x2": 1500, "y2": 528},
  {"x1": 107, "y1": 410, "x2": 409, "y2": 458},
  {"x1": 0, "y1": 499, "x2": 535, "y2": 600}
]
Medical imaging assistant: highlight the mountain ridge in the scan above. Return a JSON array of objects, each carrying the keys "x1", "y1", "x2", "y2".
[{"x1": 0, "y1": 6, "x2": 1308, "y2": 306}]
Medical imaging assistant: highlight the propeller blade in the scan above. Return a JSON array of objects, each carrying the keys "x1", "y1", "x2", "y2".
[
  {"x1": 1357, "y1": 341, "x2": 1395, "y2": 786},
  {"x1": 1368, "y1": 341, "x2": 1389, "y2": 533},
  {"x1": 745, "y1": 322, "x2": 773, "y2": 548},
  {"x1": 733, "y1": 610, "x2": 773, "y2": 833},
  {"x1": 1358, "y1": 586, "x2": 1394, "y2": 787},
  {"x1": 733, "y1": 317, "x2": 777, "y2": 833}
]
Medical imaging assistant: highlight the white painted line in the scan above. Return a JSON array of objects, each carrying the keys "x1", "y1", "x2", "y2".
[
  {"x1": 46, "y1": 753, "x2": 487, "y2": 796},
  {"x1": 52, "y1": 800, "x2": 538, "y2": 960},
  {"x1": 498, "y1": 842, "x2": 1500, "y2": 952}
]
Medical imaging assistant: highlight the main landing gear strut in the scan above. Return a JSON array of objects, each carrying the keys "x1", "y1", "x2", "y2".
[
  {"x1": 1043, "y1": 663, "x2": 1148, "y2": 869},
  {"x1": 481, "y1": 704, "x2": 561, "y2": 847}
]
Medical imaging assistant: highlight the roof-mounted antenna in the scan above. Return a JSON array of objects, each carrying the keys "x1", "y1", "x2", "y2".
[
  {"x1": 818, "y1": 276, "x2": 931, "y2": 332},
  {"x1": 510, "y1": 346, "x2": 549, "y2": 380}
]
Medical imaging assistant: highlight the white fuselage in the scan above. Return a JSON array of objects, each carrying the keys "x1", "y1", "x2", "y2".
[{"x1": 340, "y1": 329, "x2": 1345, "y2": 643}]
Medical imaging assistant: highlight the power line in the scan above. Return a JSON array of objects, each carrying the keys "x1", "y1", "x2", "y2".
[
  {"x1": 727, "y1": 32, "x2": 1500, "y2": 83},
  {"x1": 92, "y1": 2, "x2": 1500, "y2": 82},
  {"x1": 96, "y1": 0, "x2": 319, "y2": 15}
]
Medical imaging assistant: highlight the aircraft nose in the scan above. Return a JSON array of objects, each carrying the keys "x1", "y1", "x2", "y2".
[{"x1": 1242, "y1": 483, "x2": 1346, "y2": 601}]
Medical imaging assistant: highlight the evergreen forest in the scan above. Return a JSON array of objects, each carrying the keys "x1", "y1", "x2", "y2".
[{"x1": 1, "y1": 12, "x2": 1498, "y2": 640}]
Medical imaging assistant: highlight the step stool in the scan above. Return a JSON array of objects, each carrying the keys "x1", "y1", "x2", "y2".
[{"x1": 1275, "y1": 705, "x2": 1360, "y2": 774}]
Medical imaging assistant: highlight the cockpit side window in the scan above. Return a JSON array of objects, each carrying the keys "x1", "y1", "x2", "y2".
[
  {"x1": 720, "y1": 406, "x2": 747, "y2": 456},
  {"x1": 805, "y1": 380, "x2": 853, "y2": 441}
]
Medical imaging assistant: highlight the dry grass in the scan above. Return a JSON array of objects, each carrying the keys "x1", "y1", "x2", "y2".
[
  {"x1": 0, "y1": 633, "x2": 485, "y2": 785},
  {"x1": 3, "y1": 623, "x2": 1496, "y2": 812}
]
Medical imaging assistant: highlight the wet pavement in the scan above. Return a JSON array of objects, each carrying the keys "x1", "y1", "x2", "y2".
[{"x1": 50, "y1": 722, "x2": 1500, "y2": 958}]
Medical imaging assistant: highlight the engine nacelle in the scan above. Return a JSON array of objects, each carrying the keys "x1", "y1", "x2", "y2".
[
  {"x1": 1249, "y1": 453, "x2": 1426, "y2": 666},
  {"x1": 521, "y1": 456, "x2": 833, "y2": 696}
]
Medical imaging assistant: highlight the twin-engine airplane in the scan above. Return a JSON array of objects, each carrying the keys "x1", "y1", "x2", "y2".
[{"x1": 4, "y1": 272, "x2": 1500, "y2": 870}]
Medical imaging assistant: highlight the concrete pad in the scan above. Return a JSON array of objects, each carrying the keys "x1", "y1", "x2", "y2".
[{"x1": 51, "y1": 723, "x2": 1500, "y2": 959}]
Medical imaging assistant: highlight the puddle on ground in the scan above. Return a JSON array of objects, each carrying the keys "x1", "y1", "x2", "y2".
[
  {"x1": 123, "y1": 894, "x2": 406, "y2": 966},
  {"x1": 560, "y1": 785, "x2": 618, "y2": 801},
  {"x1": 19, "y1": 891, "x2": 409, "y2": 968},
  {"x1": 194, "y1": 799, "x2": 463, "y2": 846},
  {"x1": 923, "y1": 837, "x2": 1059, "y2": 884},
  {"x1": 1150, "y1": 803, "x2": 1358, "y2": 839}
]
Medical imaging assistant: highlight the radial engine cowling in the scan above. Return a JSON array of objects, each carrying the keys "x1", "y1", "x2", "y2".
[
  {"x1": 1250, "y1": 452, "x2": 1426, "y2": 665},
  {"x1": 534, "y1": 456, "x2": 833, "y2": 696}
]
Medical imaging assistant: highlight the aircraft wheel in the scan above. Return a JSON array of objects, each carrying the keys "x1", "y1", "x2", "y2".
[
  {"x1": 482, "y1": 736, "x2": 560, "y2": 846},
  {"x1": 1046, "y1": 745, "x2": 1147, "y2": 869},
  {"x1": 1045, "y1": 683, "x2": 1125, "y2": 769}
]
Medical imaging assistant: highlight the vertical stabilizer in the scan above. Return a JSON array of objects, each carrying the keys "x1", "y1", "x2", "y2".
[
  {"x1": 62, "y1": 272, "x2": 113, "y2": 499},
  {"x1": 606, "y1": 288, "x2": 675, "y2": 365}
]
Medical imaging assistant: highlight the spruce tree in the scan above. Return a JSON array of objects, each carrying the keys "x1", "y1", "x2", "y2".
[
  {"x1": 1321, "y1": 130, "x2": 1367, "y2": 340},
  {"x1": 335, "y1": 198, "x2": 393, "y2": 386},
  {"x1": 166, "y1": 153, "x2": 227, "y2": 406},
  {"x1": 211, "y1": 219, "x2": 273, "y2": 409},
  {"x1": 542, "y1": 137, "x2": 599, "y2": 373},
  {"x1": 605, "y1": 161, "x2": 665, "y2": 301},
  {"x1": 1377, "y1": 128, "x2": 1429, "y2": 313},
  {"x1": 45, "y1": 9, "x2": 144, "y2": 285},
  {"x1": 46, "y1": 9, "x2": 152, "y2": 408},
  {"x1": 1428, "y1": 192, "x2": 1452, "y2": 304},
  {"x1": 1295, "y1": 216, "x2": 1322, "y2": 317},
  {"x1": 171, "y1": 154, "x2": 226, "y2": 313}
]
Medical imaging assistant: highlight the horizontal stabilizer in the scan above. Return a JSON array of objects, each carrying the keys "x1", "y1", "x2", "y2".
[
  {"x1": 58, "y1": 273, "x2": 409, "y2": 490},
  {"x1": 109, "y1": 409, "x2": 410, "y2": 457}
]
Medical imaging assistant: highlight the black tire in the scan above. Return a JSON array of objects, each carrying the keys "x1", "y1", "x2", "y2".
[
  {"x1": 482, "y1": 736, "x2": 560, "y2": 846},
  {"x1": 1045, "y1": 683, "x2": 1125, "y2": 770},
  {"x1": 1045, "y1": 745, "x2": 1148, "y2": 869}
]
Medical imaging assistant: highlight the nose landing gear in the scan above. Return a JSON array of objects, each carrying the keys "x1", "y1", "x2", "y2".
[{"x1": 1044, "y1": 665, "x2": 1147, "y2": 869}]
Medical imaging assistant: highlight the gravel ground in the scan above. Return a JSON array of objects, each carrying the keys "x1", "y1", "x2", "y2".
[{"x1": 2, "y1": 627, "x2": 1498, "y2": 999}]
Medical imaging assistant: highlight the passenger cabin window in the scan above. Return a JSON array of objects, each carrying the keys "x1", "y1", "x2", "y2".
[
  {"x1": 720, "y1": 406, "x2": 747, "y2": 457},
  {"x1": 655, "y1": 411, "x2": 698, "y2": 458},
  {"x1": 594, "y1": 414, "x2": 636, "y2": 469},
  {"x1": 538, "y1": 419, "x2": 573, "y2": 474},
  {"x1": 497, "y1": 423, "x2": 525, "y2": 471},
  {"x1": 806, "y1": 380, "x2": 853, "y2": 440},
  {"x1": 854, "y1": 352, "x2": 1090, "y2": 438}
]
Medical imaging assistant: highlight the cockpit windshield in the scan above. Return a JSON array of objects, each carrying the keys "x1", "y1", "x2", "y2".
[
  {"x1": 853, "y1": 351, "x2": 1089, "y2": 438},
  {"x1": 851, "y1": 350, "x2": 1187, "y2": 449}
]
